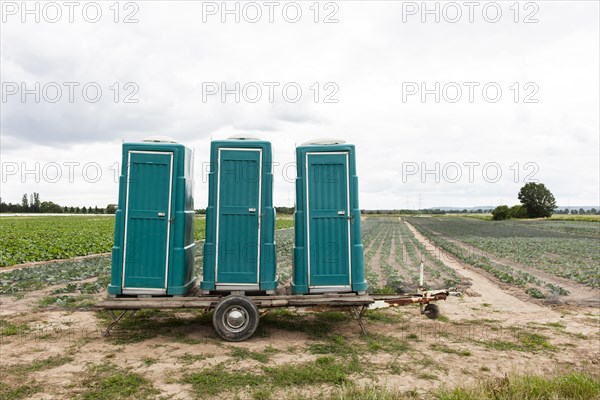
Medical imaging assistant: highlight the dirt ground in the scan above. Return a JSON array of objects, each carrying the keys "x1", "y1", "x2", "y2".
[{"x1": 1, "y1": 232, "x2": 599, "y2": 399}]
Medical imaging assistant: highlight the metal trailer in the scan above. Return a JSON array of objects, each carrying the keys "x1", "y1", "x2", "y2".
[{"x1": 95, "y1": 288, "x2": 458, "y2": 342}]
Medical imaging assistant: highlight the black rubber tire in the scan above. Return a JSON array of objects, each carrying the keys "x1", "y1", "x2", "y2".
[
  {"x1": 423, "y1": 303, "x2": 440, "y2": 320},
  {"x1": 212, "y1": 295, "x2": 259, "y2": 342}
]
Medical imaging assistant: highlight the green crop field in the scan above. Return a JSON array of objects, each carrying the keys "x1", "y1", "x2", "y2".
[
  {"x1": 406, "y1": 216, "x2": 600, "y2": 290},
  {"x1": 361, "y1": 216, "x2": 465, "y2": 293},
  {"x1": 0, "y1": 216, "x2": 116, "y2": 267},
  {"x1": 0, "y1": 215, "x2": 293, "y2": 268}
]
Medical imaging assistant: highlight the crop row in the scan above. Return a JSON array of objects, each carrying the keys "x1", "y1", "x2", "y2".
[
  {"x1": 407, "y1": 219, "x2": 571, "y2": 298},
  {"x1": 406, "y1": 217, "x2": 599, "y2": 289},
  {"x1": 361, "y1": 217, "x2": 465, "y2": 293}
]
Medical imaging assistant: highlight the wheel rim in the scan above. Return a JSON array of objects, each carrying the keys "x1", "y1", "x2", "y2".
[{"x1": 222, "y1": 306, "x2": 249, "y2": 333}]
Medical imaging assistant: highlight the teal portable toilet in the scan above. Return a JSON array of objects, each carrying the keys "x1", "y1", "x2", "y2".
[
  {"x1": 292, "y1": 139, "x2": 367, "y2": 294},
  {"x1": 108, "y1": 136, "x2": 196, "y2": 297},
  {"x1": 200, "y1": 135, "x2": 277, "y2": 294}
]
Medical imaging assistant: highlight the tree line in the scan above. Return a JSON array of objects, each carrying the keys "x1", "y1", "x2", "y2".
[
  {"x1": 0, "y1": 193, "x2": 117, "y2": 214},
  {"x1": 491, "y1": 183, "x2": 598, "y2": 220}
]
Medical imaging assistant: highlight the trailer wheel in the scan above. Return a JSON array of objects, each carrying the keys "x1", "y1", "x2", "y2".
[
  {"x1": 423, "y1": 303, "x2": 440, "y2": 320},
  {"x1": 213, "y1": 295, "x2": 259, "y2": 342}
]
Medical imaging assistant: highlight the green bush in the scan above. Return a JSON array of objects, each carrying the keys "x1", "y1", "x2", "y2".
[
  {"x1": 492, "y1": 205, "x2": 511, "y2": 220},
  {"x1": 509, "y1": 205, "x2": 529, "y2": 219}
]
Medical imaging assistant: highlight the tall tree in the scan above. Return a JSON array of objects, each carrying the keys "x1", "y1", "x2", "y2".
[
  {"x1": 33, "y1": 192, "x2": 41, "y2": 212},
  {"x1": 518, "y1": 183, "x2": 557, "y2": 218},
  {"x1": 21, "y1": 194, "x2": 29, "y2": 211}
]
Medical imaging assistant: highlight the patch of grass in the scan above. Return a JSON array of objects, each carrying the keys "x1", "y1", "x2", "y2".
[
  {"x1": 437, "y1": 315, "x2": 450, "y2": 323},
  {"x1": 413, "y1": 355, "x2": 436, "y2": 369},
  {"x1": 97, "y1": 309, "x2": 211, "y2": 344},
  {"x1": 298, "y1": 383, "x2": 411, "y2": 400},
  {"x1": 363, "y1": 333, "x2": 411, "y2": 355},
  {"x1": 570, "y1": 332, "x2": 589, "y2": 340},
  {"x1": 182, "y1": 367, "x2": 264, "y2": 396},
  {"x1": 252, "y1": 386, "x2": 273, "y2": 400},
  {"x1": 260, "y1": 309, "x2": 348, "y2": 339},
  {"x1": 183, "y1": 356, "x2": 361, "y2": 397},
  {"x1": 417, "y1": 372, "x2": 438, "y2": 380},
  {"x1": 429, "y1": 343, "x2": 471, "y2": 356},
  {"x1": 308, "y1": 334, "x2": 356, "y2": 356},
  {"x1": 406, "y1": 333, "x2": 420, "y2": 340},
  {"x1": 365, "y1": 310, "x2": 406, "y2": 324},
  {"x1": 435, "y1": 371, "x2": 600, "y2": 400},
  {"x1": 0, "y1": 320, "x2": 30, "y2": 336},
  {"x1": 372, "y1": 286, "x2": 397, "y2": 294},
  {"x1": 7, "y1": 355, "x2": 73, "y2": 374},
  {"x1": 518, "y1": 331, "x2": 556, "y2": 351},
  {"x1": 230, "y1": 346, "x2": 275, "y2": 363},
  {"x1": 39, "y1": 294, "x2": 96, "y2": 309},
  {"x1": 479, "y1": 331, "x2": 555, "y2": 353},
  {"x1": 263, "y1": 356, "x2": 360, "y2": 387},
  {"x1": 172, "y1": 332, "x2": 203, "y2": 344},
  {"x1": 0, "y1": 382, "x2": 40, "y2": 400},
  {"x1": 79, "y1": 362, "x2": 159, "y2": 400},
  {"x1": 177, "y1": 353, "x2": 212, "y2": 365},
  {"x1": 542, "y1": 321, "x2": 566, "y2": 330},
  {"x1": 142, "y1": 357, "x2": 157, "y2": 366},
  {"x1": 387, "y1": 361, "x2": 412, "y2": 375},
  {"x1": 275, "y1": 218, "x2": 294, "y2": 230}
]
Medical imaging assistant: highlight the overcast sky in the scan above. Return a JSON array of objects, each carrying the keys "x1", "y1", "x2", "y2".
[{"x1": 1, "y1": 1, "x2": 598, "y2": 209}]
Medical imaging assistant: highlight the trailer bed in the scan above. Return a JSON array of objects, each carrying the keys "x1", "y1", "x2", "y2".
[{"x1": 94, "y1": 289, "x2": 455, "y2": 340}]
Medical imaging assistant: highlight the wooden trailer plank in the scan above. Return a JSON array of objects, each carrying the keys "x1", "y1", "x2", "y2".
[
  {"x1": 94, "y1": 291, "x2": 451, "y2": 311},
  {"x1": 95, "y1": 295, "x2": 375, "y2": 310}
]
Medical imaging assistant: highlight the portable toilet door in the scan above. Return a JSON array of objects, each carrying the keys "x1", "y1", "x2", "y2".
[
  {"x1": 108, "y1": 136, "x2": 196, "y2": 297},
  {"x1": 292, "y1": 139, "x2": 368, "y2": 294},
  {"x1": 201, "y1": 136, "x2": 277, "y2": 294}
]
